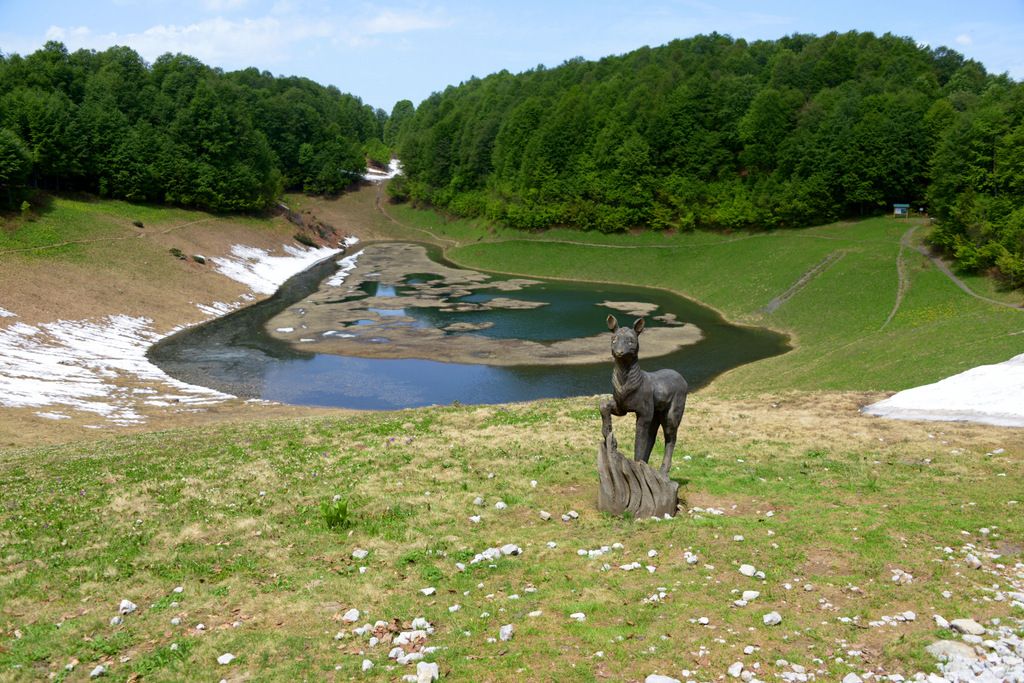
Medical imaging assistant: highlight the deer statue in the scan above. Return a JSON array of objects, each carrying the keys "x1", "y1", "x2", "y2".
[{"x1": 599, "y1": 315, "x2": 688, "y2": 475}]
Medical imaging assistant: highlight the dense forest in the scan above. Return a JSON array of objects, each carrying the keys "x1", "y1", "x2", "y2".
[
  {"x1": 0, "y1": 41, "x2": 387, "y2": 211},
  {"x1": 393, "y1": 32, "x2": 1024, "y2": 288}
]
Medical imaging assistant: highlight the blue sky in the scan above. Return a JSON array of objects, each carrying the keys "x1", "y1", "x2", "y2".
[{"x1": 2, "y1": 1, "x2": 1022, "y2": 112}]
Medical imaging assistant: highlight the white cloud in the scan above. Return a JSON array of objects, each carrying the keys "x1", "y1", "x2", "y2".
[
  {"x1": 361, "y1": 9, "x2": 450, "y2": 35},
  {"x1": 201, "y1": 0, "x2": 250, "y2": 11},
  {"x1": 955, "y1": 33, "x2": 973, "y2": 46}
]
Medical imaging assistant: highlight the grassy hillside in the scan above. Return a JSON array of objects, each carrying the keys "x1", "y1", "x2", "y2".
[
  {"x1": 383, "y1": 204, "x2": 1024, "y2": 393},
  {"x1": 1, "y1": 396, "x2": 1020, "y2": 681}
]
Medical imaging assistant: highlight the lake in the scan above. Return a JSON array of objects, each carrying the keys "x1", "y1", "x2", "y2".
[{"x1": 149, "y1": 242, "x2": 789, "y2": 409}]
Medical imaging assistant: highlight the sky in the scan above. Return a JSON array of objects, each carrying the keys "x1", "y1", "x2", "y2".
[{"x1": 2, "y1": 0, "x2": 1022, "y2": 112}]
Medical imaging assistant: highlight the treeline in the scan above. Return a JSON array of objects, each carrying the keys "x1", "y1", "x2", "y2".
[
  {"x1": 0, "y1": 41, "x2": 386, "y2": 212},
  {"x1": 393, "y1": 32, "x2": 1024, "y2": 288}
]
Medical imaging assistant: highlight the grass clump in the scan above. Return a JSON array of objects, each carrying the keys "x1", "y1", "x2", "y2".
[{"x1": 321, "y1": 495, "x2": 353, "y2": 531}]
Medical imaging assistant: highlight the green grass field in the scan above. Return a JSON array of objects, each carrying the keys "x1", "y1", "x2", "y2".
[{"x1": 1, "y1": 397, "x2": 1020, "y2": 681}]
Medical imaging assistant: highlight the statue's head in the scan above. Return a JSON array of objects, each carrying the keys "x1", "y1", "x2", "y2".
[{"x1": 606, "y1": 315, "x2": 644, "y2": 361}]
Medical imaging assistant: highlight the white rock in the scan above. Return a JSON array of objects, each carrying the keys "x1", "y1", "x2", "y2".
[
  {"x1": 739, "y1": 564, "x2": 757, "y2": 577},
  {"x1": 118, "y1": 599, "x2": 137, "y2": 615},
  {"x1": 530, "y1": 480, "x2": 537, "y2": 487},
  {"x1": 926, "y1": 639, "x2": 979, "y2": 661},
  {"x1": 89, "y1": 664, "x2": 106, "y2": 678},
  {"x1": 743, "y1": 645, "x2": 756, "y2": 655},
  {"x1": 528, "y1": 610, "x2": 543, "y2": 617},
  {"x1": 901, "y1": 611, "x2": 916, "y2": 622},
  {"x1": 449, "y1": 604, "x2": 461, "y2": 613},
  {"x1": 566, "y1": 510, "x2": 579, "y2": 519},
  {"x1": 733, "y1": 535, "x2": 745, "y2": 542},
  {"x1": 500, "y1": 544, "x2": 522, "y2": 556},
  {"x1": 473, "y1": 496, "x2": 484, "y2": 506},
  {"x1": 539, "y1": 510, "x2": 552, "y2": 520},
  {"x1": 110, "y1": 616, "x2": 122, "y2": 626},
  {"x1": 763, "y1": 611, "x2": 782, "y2": 626},
  {"x1": 362, "y1": 659, "x2": 373, "y2": 672},
  {"x1": 949, "y1": 618, "x2": 985, "y2": 635},
  {"x1": 217, "y1": 653, "x2": 236, "y2": 665},
  {"x1": 469, "y1": 515, "x2": 481, "y2": 524},
  {"x1": 342, "y1": 608, "x2": 360, "y2": 622},
  {"x1": 965, "y1": 554, "x2": 982, "y2": 569},
  {"x1": 742, "y1": 591, "x2": 760, "y2": 601},
  {"x1": 170, "y1": 617, "x2": 181, "y2": 626},
  {"x1": 728, "y1": 661, "x2": 744, "y2": 677},
  {"x1": 416, "y1": 661, "x2": 440, "y2": 682},
  {"x1": 842, "y1": 674, "x2": 863, "y2": 683},
  {"x1": 352, "y1": 548, "x2": 369, "y2": 560},
  {"x1": 569, "y1": 612, "x2": 586, "y2": 621},
  {"x1": 495, "y1": 501, "x2": 507, "y2": 510},
  {"x1": 499, "y1": 624, "x2": 514, "y2": 641},
  {"x1": 698, "y1": 616, "x2": 710, "y2": 625},
  {"x1": 420, "y1": 587, "x2": 436, "y2": 596},
  {"x1": 196, "y1": 623, "x2": 206, "y2": 631},
  {"x1": 172, "y1": 586, "x2": 184, "y2": 594},
  {"x1": 645, "y1": 676, "x2": 682, "y2": 683},
  {"x1": 933, "y1": 614, "x2": 950, "y2": 629},
  {"x1": 411, "y1": 617, "x2": 432, "y2": 631}
]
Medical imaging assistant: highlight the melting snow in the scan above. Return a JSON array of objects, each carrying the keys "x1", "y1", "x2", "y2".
[
  {"x1": 1, "y1": 240, "x2": 362, "y2": 426},
  {"x1": 864, "y1": 352, "x2": 1024, "y2": 427},
  {"x1": 362, "y1": 158, "x2": 402, "y2": 182},
  {"x1": 0, "y1": 315, "x2": 231, "y2": 424},
  {"x1": 211, "y1": 244, "x2": 340, "y2": 295},
  {"x1": 326, "y1": 252, "x2": 360, "y2": 287}
]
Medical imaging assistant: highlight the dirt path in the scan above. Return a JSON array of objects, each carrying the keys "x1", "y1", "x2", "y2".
[
  {"x1": 759, "y1": 250, "x2": 847, "y2": 314},
  {"x1": 373, "y1": 183, "x2": 458, "y2": 245},
  {"x1": 914, "y1": 243, "x2": 1023, "y2": 310},
  {"x1": 880, "y1": 226, "x2": 916, "y2": 329}
]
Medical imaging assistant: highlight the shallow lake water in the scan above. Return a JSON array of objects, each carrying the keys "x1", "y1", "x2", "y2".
[{"x1": 149, "y1": 244, "x2": 790, "y2": 410}]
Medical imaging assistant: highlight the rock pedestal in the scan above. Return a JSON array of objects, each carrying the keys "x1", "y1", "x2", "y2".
[{"x1": 597, "y1": 433, "x2": 680, "y2": 518}]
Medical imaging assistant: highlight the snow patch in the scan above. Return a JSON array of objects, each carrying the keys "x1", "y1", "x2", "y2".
[
  {"x1": 326, "y1": 252, "x2": 360, "y2": 287},
  {"x1": 0, "y1": 307, "x2": 16, "y2": 318},
  {"x1": 362, "y1": 158, "x2": 402, "y2": 182},
  {"x1": 864, "y1": 352, "x2": 1024, "y2": 427},
  {"x1": 0, "y1": 315, "x2": 232, "y2": 424},
  {"x1": 211, "y1": 244, "x2": 340, "y2": 295},
  {"x1": 196, "y1": 301, "x2": 239, "y2": 317}
]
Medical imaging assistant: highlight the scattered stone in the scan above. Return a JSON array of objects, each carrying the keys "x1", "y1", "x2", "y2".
[
  {"x1": 739, "y1": 564, "x2": 757, "y2": 577},
  {"x1": 352, "y1": 548, "x2": 369, "y2": 560},
  {"x1": 645, "y1": 675, "x2": 682, "y2": 683},
  {"x1": 684, "y1": 551, "x2": 699, "y2": 565},
  {"x1": 217, "y1": 653, "x2": 236, "y2": 665},
  {"x1": 362, "y1": 659, "x2": 373, "y2": 672},
  {"x1": 342, "y1": 608, "x2": 360, "y2": 622},
  {"x1": 698, "y1": 617, "x2": 710, "y2": 626},
  {"x1": 742, "y1": 591, "x2": 760, "y2": 602},
  {"x1": 763, "y1": 611, "x2": 782, "y2": 626},
  {"x1": 933, "y1": 614, "x2": 950, "y2": 629},
  {"x1": 539, "y1": 510, "x2": 552, "y2": 521},
  {"x1": 949, "y1": 618, "x2": 985, "y2": 635},
  {"x1": 420, "y1": 587, "x2": 436, "y2": 596},
  {"x1": 901, "y1": 611, "x2": 916, "y2": 622},
  {"x1": 841, "y1": 674, "x2": 863, "y2": 683},
  {"x1": 566, "y1": 510, "x2": 579, "y2": 519},
  {"x1": 89, "y1": 664, "x2": 106, "y2": 678},
  {"x1": 500, "y1": 543, "x2": 522, "y2": 556},
  {"x1": 926, "y1": 640, "x2": 979, "y2": 661},
  {"x1": 172, "y1": 586, "x2": 184, "y2": 594},
  {"x1": 499, "y1": 624, "x2": 514, "y2": 641},
  {"x1": 416, "y1": 661, "x2": 439, "y2": 682},
  {"x1": 569, "y1": 612, "x2": 586, "y2": 622},
  {"x1": 469, "y1": 515, "x2": 481, "y2": 524},
  {"x1": 473, "y1": 496, "x2": 484, "y2": 506},
  {"x1": 728, "y1": 661, "x2": 744, "y2": 677},
  {"x1": 110, "y1": 616, "x2": 122, "y2": 626},
  {"x1": 965, "y1": 554, "x2": 982, "y2": 569},
  {"x1": 118, "y1": 599, "x2": 137, "y2": 615},
  {"x1": 891, "y1": 568, "x2": 914, "y2": 585},
  {"x1": 495, "y1": 501, "x2": 507, "y2": 510},
  {"x1": 449, "y1": 604, "x2": 461, "y2": 613},
  {"x1": 528, "y1": 610, "x2": 542, "y2": 618}
]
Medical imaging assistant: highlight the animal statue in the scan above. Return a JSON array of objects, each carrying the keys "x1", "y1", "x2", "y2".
[{"x1": 599, "y1": 315, "x2": 688, "y2": 475}]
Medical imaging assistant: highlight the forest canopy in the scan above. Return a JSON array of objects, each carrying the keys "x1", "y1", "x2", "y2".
[
  {"x1": 393, "y1": 31, "x2": 1024, "y2": 288},
  {"x1": 0, "y1": 41, "x2": 385, "y2": 211}
]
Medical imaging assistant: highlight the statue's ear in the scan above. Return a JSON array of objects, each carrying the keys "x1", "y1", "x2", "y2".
[
  {"x1": 607, "y1": 314, "x2": 618, "y2": 331},
  {"x1": 633, "y1": 318, "x2": 645, "y2": 335}
]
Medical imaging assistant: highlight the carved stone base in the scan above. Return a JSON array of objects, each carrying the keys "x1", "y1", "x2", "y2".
[{"x1": 597, "y1": 434, "x2": 681, "y2": 518}]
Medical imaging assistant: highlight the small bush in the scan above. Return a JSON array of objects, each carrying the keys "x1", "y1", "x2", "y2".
[
  {"x1": 169, "y1": 248, "x2": 185, "y2": 260},
  {"x1": 293, "y1": 232, "x2": 317, "y2": 248},
  {"x1": 321, "y1": 496, "x2": 352, "y2": 531},
  {"x1": 132, "y1": 219, "x2": 144, "y2": 228}
]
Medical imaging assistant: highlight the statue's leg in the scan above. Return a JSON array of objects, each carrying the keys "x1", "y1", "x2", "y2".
[
  {"x1": 634, "y1": 415, "x2": 654, "y2": 463},
  {"x1": 599, "y1": 399, "x2": 615, "y2": 438},
  {"x1": 660, "y1": 395, "x2": 687, "y2": 475}
]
